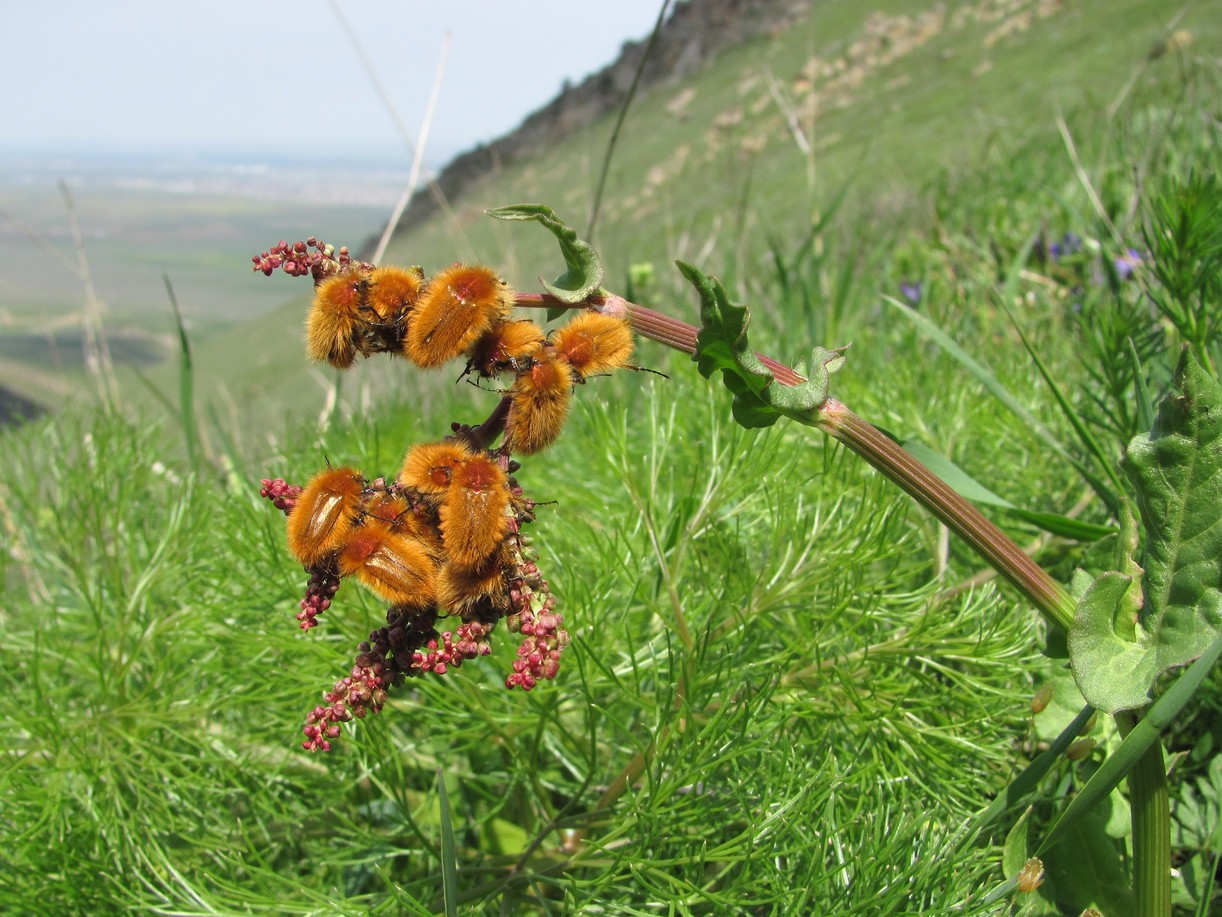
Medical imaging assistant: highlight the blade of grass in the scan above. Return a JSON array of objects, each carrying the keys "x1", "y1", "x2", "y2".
[
  {"x1": 951, "y1": 704, "x2": 1095, "y2": 855},
  {"x1": 163, "y1": 274, "x2": 200, "y2": 473},
  {"x1": 987, "y1": 278, "x2": 1119, "y2": 511},
  {"x1": 902, "y1": 440, "x2": 1114, "y2": 541},
  {"x1": 1129, "y1": 336, "x2": 1156, "y2": 433},
  {"x1": 372, "y1": 34, "x2": 449, "y2": 265},
  {"x1": 882, "y1": 295, "x2": 1067, "y2": 455},
  {"x1": 126, "y1": 364, "x2": 181, "y2": 419},
  {"x1": 204, "y1": 403, "x2": 247, "y2": 495},
  {"x1": 437, "y1": 768, "x2": 459, "y2": 917},
  {"x1": 885, "y1": 287, "x2": 1120, "y2": 516},
  {"x1": 587, "y1": 0, "x2": 672, "y2": 241}
]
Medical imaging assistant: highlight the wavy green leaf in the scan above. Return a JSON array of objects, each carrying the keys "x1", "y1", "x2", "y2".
[
  {"x1": 486, "y1": 204, "x2": 605, "y2": 307},
  {"x1": 676, "y1": 260, "x2": 842, "y2": 428},
  {"x1": 1070, "y1": 352, "x2": 1222, "y2": 712}
]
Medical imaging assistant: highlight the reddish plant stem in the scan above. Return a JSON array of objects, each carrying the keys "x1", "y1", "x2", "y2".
[
  {"x1": 464, "y1": 395, "x2": 512, "y2": 452},
  {"x1": 819, "y1": 401, "x2": 1073, "y2": 629},
  {"x1": 516, "y1": 291, "x2": 1075, "y2": 631}
]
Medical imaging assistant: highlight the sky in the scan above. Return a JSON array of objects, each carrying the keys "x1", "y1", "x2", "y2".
[{"x1": 3, "y1": 1, "x2": 669, "y2": 165}]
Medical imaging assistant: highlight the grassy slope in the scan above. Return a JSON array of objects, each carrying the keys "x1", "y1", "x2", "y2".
[{"x1": 167, "y1": 0, "x2": 1218, "y2": 436}]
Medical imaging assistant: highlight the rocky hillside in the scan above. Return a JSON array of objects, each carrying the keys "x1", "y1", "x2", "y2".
[{"x1": 394, "y1": 0, "x2": 810, "y2": 233}]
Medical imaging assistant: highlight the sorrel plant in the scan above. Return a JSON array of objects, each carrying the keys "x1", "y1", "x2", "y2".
[{"x1": 253, "y1": 179, "x2": 1222, "y2": 914}]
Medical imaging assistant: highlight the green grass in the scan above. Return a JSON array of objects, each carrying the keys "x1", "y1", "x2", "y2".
[
  {"x1": 2, "y1": 0, "x2": 1221, "y2": 913},
  {"x1": 0, "y1": 379, "x2": 1045, "y2": 913}
]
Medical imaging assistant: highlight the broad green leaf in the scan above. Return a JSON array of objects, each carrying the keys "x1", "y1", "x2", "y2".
[
  {"x1": 676, "y1": 261, "x2": 842, "y2": 428},
  {"x1": 1070, "y1": 571, "x2": 1152, "y2": 711},
  {"x1": 1072, "y1": 352, "x2": 1222, "y2": 712},
  {"x1": 1124, "y1": 351, "x2": 1222, "y2": 662},
  {"x1": 1040, "y1": 813, "x2": 1134, "y2": 917},
  {"x1": 486, "y1": 204, "x2": 605, "y2": 307}
]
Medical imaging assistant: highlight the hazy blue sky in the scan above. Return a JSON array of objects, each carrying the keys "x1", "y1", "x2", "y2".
[{"x1": 4, "y1": 1, "x2": 668, "y2": 163}]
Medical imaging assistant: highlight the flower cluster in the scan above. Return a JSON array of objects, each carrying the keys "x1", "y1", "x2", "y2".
[
  {"x1": 300, "y1": 260, "x2": 634, "y2": 451},
  {"x1": 1037, "y1": 230, "x2": 1145, "y2": 284},
  {"x1": 263, "y1": 452, "x2": 554, "y2": 751},
  {"x1": 251, "y1": 237, "x2": 374, "y2": 282},
  {"x1": 255, "y1": 247, "x2": 637, "y2": 751}
]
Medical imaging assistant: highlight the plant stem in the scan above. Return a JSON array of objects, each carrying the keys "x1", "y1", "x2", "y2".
[
  {"x1": 523, "y1": 292, "x2": 1077, "y2": 633},
  {"x1": 819, "y1": 402, "x2": 1074, "y2": 631},
  {"x1": 1117, "y1": 710, "x2": 1173, "y2": 917}
]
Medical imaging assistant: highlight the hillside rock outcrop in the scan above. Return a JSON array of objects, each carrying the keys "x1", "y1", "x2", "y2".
[{"x1": 395, "y1": 0, "x2": 809, "y2": 233}]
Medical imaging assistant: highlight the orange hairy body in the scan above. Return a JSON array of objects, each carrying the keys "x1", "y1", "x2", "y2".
[
  {"x1": 306, "y1": 271, "x2": 373, "y2": 368},
  {"x1": 437, "y1": 551, "x2": 511, "y2": 616},
  {"x1": 337, "y1": 527, "x2": 437, "y2": 608},
  {"x1": 506, "y1": 354, "x2": 574, "y2": 455},
  {"x1": 363, "y1": 490, "x2": 445, "y2": 557},
  {"x1": 404, "y1": 264, "x2": 513, "y2": 368},
  {"x1": 400, "y1": 440, "x2": 475, "y2": 495},
  {"x1": 286, "y1": 467, "x2": 365, "y2": 565},
  {"x1": 439, "y1": 455, "x2": 510, "y2": 568},
  {"x1": 361, "y1": 489, "x2": 411, "y2": 530},
  {"x1": 367, "y1": 265, "x2": 424, "y2": 323},
  {"x1": 468, "y1": 319, "x2": 544, "y2": 378},
  {"x1": 552, "y1": 311, "x2": 634, "y2": 378}
]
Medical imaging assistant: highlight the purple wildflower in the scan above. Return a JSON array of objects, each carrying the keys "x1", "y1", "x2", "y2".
[
  {"x1": 1114, "y1": 248, "x2": 1143, "y2": 281},
  {"x1": 1048, "y1": 232, "x2": 1083, "y2": 263},
  {"x1": 899, "y1": 281, "x2": 922, "y2": 306}
]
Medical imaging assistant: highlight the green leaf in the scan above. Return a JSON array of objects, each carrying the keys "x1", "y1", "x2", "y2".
[
  {"x1": 958, "y1": 705, "x2": 1094, "y2": 854},
  {"x1": 1001, "y1": 806, "x2": 1033, "y2": 882},
  {"x1": 1070, "y1": 570, "x2": 1153, "y2": 711},
  {"x1": 1040, "y1": 813, "x2": 1134, "y2": 917},
  {"x1": 676, "y1": 260, "x2": 842, "y2": 428},
  {"x1": 1040, "y1": 629, "x2": 1222, "y2": 854},
  {"x1": 885, "y1": 293, "x2": 1121, "y2": 514},
  {"x1": 486, "y1": 204, "x2": 605, "y2": 308},
  {"x1": 1126, "y1": 351, "x2": 1222, "y2": 654},
  {"x1": 883, "y1": 294, "x2": 1068, "y2": 456},
  {"x1": 1069, "y1": 352, "x2": 1222, "y2": 712}
]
